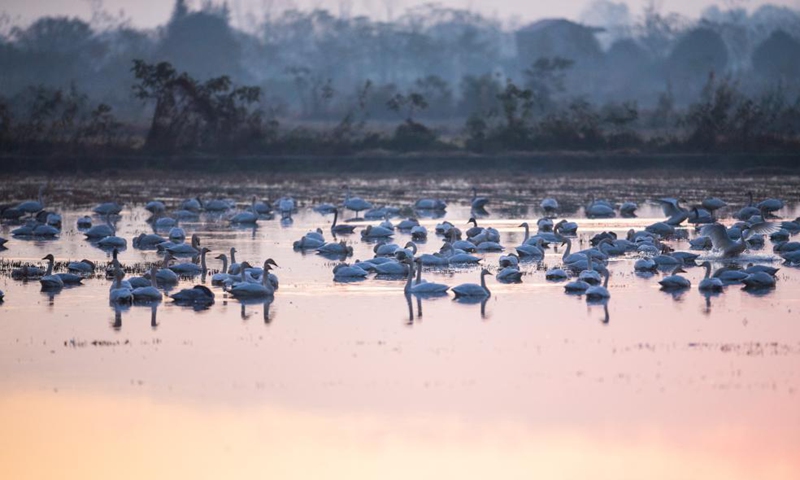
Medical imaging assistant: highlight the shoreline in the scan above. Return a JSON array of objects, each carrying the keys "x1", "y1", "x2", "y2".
[{"x1": 2, "y1": 152, "x2": 800, "y2": 174}]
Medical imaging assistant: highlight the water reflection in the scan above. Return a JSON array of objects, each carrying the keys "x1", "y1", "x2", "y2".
[{"x1": 238, "y1": 297, "x2": 274, "y2": 324}]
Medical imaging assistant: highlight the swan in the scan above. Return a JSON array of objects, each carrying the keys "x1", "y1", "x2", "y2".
[
  {"x1": 84, "y1": 216, "x2": 115, "y2": 239},
  {"x1": 152, "y1": 255, "x2": 179, "y2": 284},
  {"x1": 294, "y1": 235, "x2": 325, "y2": 250},
  {"x1": 620, "y1": 202, "x2": 638, "y2": 217},
  {"x1": 701, "y1": 222, "x2": 780, "y2": 257},
  {"x1": 134, "y1": 233, "x2": 167, "y2": 249},
  {"x1": 404, "y1": 259, "x2": 449, "y2": 294},
  {"x1": 17, "y1": 186, "x2": 45, "y2": 214},
  {"x1": 11, "y1": 264, "x2": 45, "y2": 280},
  {"x1": 171, "y1": 285, "x2": 215, "y2": 306},
  {"x1": 394, "y1": 242, "x2": 418, "y2": 261},
  {"x1": 781, "y1": 250, "x2": 800, "y2": 264},
  {"x1": 452, "y1": 269, "x2": 492, "y2": 298},
  {"x1": 516, "y1": 237, "x2": 544, "y2": 259},
  {"x1": 698, "y1": 261, "x2": 724, "y2": 292},
  {"x1": 331, "y1": 209, "x2": 356, "y2": 234},
  {"x1": 361, "y1": 225, "x2": 393, "y2": 239},
  {"x1": 181, "y1": 197, "x2": 202, "y2": 212},
  {"x1": 93, "y1": 201, "x2": 122, "y2": 216},
  {"x1": 770, "y1": 229, "x2": 790, "y2": 242},
  {"x1": 251, "y1": 198, "x2": 272, "y2": 215},
  {"x1": 314, "y1": 203, "x2": 338, "y2": 214},
  {"x1": 537, "y1": 217, "x2": 554, "y2": 232},
  {"x1": 634, "y1": 258, "x2": 657, "y2": 272},
  {"x1": 212, "y1": 254, "x2": 231, "y2": 284},
  {"x1": 418, "y1": 252, "x2": 449, "y2": 266},
  {"x1": 145, "y1": 200, "x2": 166, "y2": 213},
  {"x1": 659, "y1": 265, "x2": 691, "y2": 290},
  {"x1": 411, "y1": 225, "x2": 428, "y2": 241},
  {"x1": 646, "y1": 222, "x2": 675, "y2": 236},
  {"x1": 557, "y1": 219, "x2": 578, "y2": 235},
  {"x1": 545, "y1": 268, "x2": 569, "y2": 281},
  {"x1": 165, "y1": 234, "x2": 201, "y2": 256},
  {"x1": 230, "y1": 197, "x2": 259, "y2": 224},
  {"x1": 712, "y1": 267, "x2": 749, "y2": 283},
  {"x1": 317, "y1": 241, "x2": 354, "y2": 256},
  {"x1": 702, "y1": 198, "x2": 726, "y2": 213},
  {"x1": 471, "y1": 188, "x2": 489, "y2": 209},
  {"x1": 132, "y1": 266, "x2": 163, "y2": 302},
  {"x1": 168, "y1": 227, "x2": 186, "y2": 242},
  {"x1": 343, "y1": 186, "x2": 373, "y2": 216},
  {"x1": 745, "y1": 264, "x2": 779, "y2": 276},
  {"x1": 277, "y1": 197, "x2": 295, "y2": 217},
  {"x1": 173, "y1": 209, "x2": 200, "y2": 220},
  {"x1": 374, "y1": 260, "x2": 409, "y2": 276},
  {"x1": 415, "y1": 198, "x2": 447, "y2": 210},
  {"x1": 39, "y1": 254, "x2": 64, "y2": 290},
  {"x1": 374, "y1": 242, "x2": 400, "y2": 256},
  {"x1": 67, "y1": 259, "x2": 96, "y2": 275},
  {"x1": 227, "y1": 247, "x2": 242, "y2": 275},
  {"x1": 333, "y1": 263, "x2": 369, "y2": 281},
  {"x1": 757, "y1": 197, "x2": 784, "y2": 213},
  {"x1": 168, "y1": 248, "x2": 210, "y2": 276},
  {"x1": 742, "y1": 271, "x2": 776, "y2": 288},
  {"x1": 397, "y1": 218, "x2": 420, "y2": 230},
  {"x1": 781, "y1": 217, "x2": 800, "y2": 233},
  {"x1": 657, "y1": 198, "x2": 689, "y2": 225},
  {"x1": 586, "y1": 201, "x2": 615, "y2": 218},
  {"x1": 76, "y1": 216, "x2": 92, "y2": 229},
  {"x1": 231, "y1": 261, "x2": 277, "y2": 297},
  {"x1": 578, "y1": 254, "x2": 602, "y2": 285},
  {"x1": 109, "y1": 270, "x2": 133, "y2": 304},
  {"x1": 97, "y1": 234, "x2": 127, "y2": 249},
  {"x1": 688, "y1": 207, "x2": 714, "y2": 225},
  {"x1": 497, "y1": 266, "x2": 523, "y2": 282},
  {"x1": 689, "y1": 236, "x2": 712, "y2": 250},
  {"x1": 435, "y1": 221, "x2": 459, "y2": 236},
  {"x1": 735, "y1": 192, "x2": 761, "y2": 220},
  {"x1": 540, "y1": 198, "x2": 558, "y2": 214},
  {"x1": 475, "y1": 241, "x2": 504, "y2": 252},
  {"x1": 499, "y1": 253, "x2": 519, "y2": 268},
  {"x1": 585, "y1": 268, "x2": 611, "y2": 301},
  {"x1": 564, "y1": 278, "x2": 591, "y2": 293},
  {"x1": 204, "y1": 198, "x2": 231, "y2": 212}
]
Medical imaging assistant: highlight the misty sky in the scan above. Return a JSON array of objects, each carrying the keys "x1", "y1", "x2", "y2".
[{"x1": 3, "y1": 0, "x2": 799, "y2": 29}]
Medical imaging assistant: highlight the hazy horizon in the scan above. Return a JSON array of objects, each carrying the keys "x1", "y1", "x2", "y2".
[{"x1": 3, "y1": 0, "x2": 800, "y2": 30}]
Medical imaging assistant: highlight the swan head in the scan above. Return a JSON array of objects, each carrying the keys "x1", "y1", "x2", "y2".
[
  {"x1": 265, "y1": 258, "x2": 279, "y2": 268},
  {"x1": 42, "y1": 254, "x2": 55, "y2": 262},
  {"x1": 517, "y1": 222, "x2": 528, "y2": 228},
  {"x1": 240, "y1": 261, "x2": 253, "y2": 271},
  {"x1": 467, "y1": 217, "x2": 477, "y2": 226},
  {"x1": 214, "y1": 254, "x2": 225, "y2": 260},
  {"x1": 480, "y1": 268, "x2": 493, "y2": 276},
  {"x1": 200, "y1": 247, "x2": 211, "y2": 254}
]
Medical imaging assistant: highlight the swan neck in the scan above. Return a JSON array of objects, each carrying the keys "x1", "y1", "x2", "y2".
[
  {"x1": 201, "y1": 251, "x2": 207, "y2": 272},
  {"x1": 704, "y1": 263, "x2": 711, "y2": 279},
  {"x1": 481, "y1": 271, "x2": 490, "y2": 294},
  {"x1": 46, "y1": 258, "x2": 54, "y2": 276},
  {"x1": 332, "y1": 210, "x2": 338, "y2": 227},
  {"x1": 415, "y1": 262, "x2": 422, "y2": 283},
  {"x1": 230, "y1": 249, "x2": 236, "y2": 264},
  {"x1": 404, "y1": 261, "x2": 414, "y2": 292},
  {"x1": 523, "y1": 224, "x2": 529, "y2": 242},
  {"x1": 220, "y1": 255, "x2": 228, "y2": 272},
  {"x1": 562, "y1": 239, "x2": 572, "y2": 260},
  {"x1": 150, "y1": 269, "x2": 158, "y2": 288},
  {"x1": 603, "y1": 270, "x2": 610, "y2": 288}
]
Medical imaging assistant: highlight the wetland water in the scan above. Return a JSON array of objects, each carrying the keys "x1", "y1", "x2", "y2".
[{"x1": 1, "y1": 170, "x2": 799, "y2": 479}]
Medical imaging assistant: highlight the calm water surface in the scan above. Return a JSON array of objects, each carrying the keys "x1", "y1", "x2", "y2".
[{"x1": 1, "y1": 171, "x2": 799, "y2": 479}]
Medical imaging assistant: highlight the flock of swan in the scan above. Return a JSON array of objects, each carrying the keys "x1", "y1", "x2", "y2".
[{"x1": 1, "y1": 184, "x2": 799, "y2": 317}]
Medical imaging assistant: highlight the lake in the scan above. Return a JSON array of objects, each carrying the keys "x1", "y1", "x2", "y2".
[{"x1": 1, "y1": 169, "x2": 799, "y2": 479}]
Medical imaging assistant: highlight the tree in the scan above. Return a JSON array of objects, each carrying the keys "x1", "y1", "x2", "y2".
[{"x1": 752, "y1": 30, "x2": 800, "y2": 81}]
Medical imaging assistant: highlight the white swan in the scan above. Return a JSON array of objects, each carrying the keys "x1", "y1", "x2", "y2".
[
  {"x1": 230, "y1": 261, "x2": 276, "y2": 297},
  {"x1": 404, "y1": 260, "x2": 449, "y2": 294},
  {"x1": 471, "y1": 188, "x2": 489, "y2": 209},
  {"x1": 698, "y1": 261, "x2": 724, "y2": 292},
  {"x1": 109, "y1": 270, "x2": 133, "y2": 304},
  {"x1": 39, "y1": 254, "x2": 64, "y2": 290},
  {"x1": 452, "y1": 269, "x2": 492, "y2": 297},
  {"x1": 540, "y1": 198, "x2": 558, "y2": 214},
  {"x1": 701, "y1": 222, "x2": 780, "y2": 257},
  {"x1": 331, "y1": 209, "x2": 356, "y2": 234},
  {"x1": 343, "y1": 186, "x2": 373, "y2": 216},
  {"x1": 132, "y1": 266, "x2": 163, "y2": 302},
  {"x1": 585, "y1": 268, "x2": 611, "y2": 301},
  {"x1": 659, "y1": 265, "x2": 691, "y2": 290}
]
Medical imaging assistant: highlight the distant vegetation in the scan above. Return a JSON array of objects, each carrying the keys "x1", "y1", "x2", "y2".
[{"x1": 1, "y1": 1, "x2": 800, "y2": 156}]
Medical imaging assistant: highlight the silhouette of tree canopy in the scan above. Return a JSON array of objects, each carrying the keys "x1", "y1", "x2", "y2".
[{"x1": 752, "y1": 30, "x2": 800, "y2": 80}]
